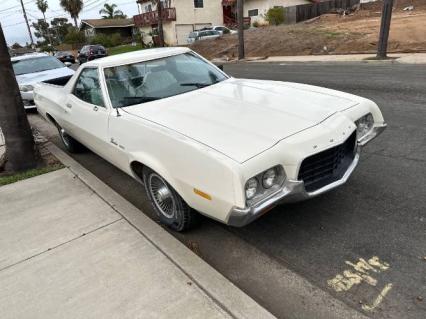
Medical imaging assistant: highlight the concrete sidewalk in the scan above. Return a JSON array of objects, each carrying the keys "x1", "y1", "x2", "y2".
[
  {"x1": 0, "y1": 147, "x2": 274, "y2": 318},
  {"x1": 224, "y1": 53, "x2": 426, "y2": 64}
]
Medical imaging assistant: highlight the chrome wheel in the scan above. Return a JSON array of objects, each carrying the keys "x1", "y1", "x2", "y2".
[{"x1": 148, "y1": 173, "x2": 176, "y2": 219}]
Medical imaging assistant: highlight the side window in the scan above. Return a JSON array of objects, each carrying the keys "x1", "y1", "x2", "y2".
[
  {"x1": 73, "y1": 68, "x2": 104, "y2": 107},
  {"x1": 248, "y1": 9, "x2": 259, "y2": 17}
]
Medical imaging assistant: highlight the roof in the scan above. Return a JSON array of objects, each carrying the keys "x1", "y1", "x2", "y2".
[
  {"x1": 84, "y1": 47, "x2": 191, "y2": 68},
  {"x1": 11, "y1": 53, "x2": 49, "y2": 61},
  {"x1": 81, "y1": 18, "x2": 134, "y2": 29}
]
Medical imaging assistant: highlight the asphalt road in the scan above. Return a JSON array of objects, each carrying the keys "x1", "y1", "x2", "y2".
[{"x1": 30, "y1": 62, "x2": 426, "y2": 319}]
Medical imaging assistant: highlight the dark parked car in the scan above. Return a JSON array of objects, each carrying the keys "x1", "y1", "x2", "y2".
[
  {"x1": 77, "y1": 45, "x2": 107, "y2": 64},
  {"x1": 54, "y1": 51, "x2": 75, "y2": 63}
]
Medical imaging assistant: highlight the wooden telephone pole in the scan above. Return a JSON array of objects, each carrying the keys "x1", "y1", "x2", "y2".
[
  {"x1": 157, "y1": 0, "x2": 164, "y2": 47},
  {"x1": 377, "y1": 0, "x2": 394, "y2": 59},
  {"x1": 237, "y1": 0, "x2": 245, "y2": 59},
  {"x1": 19, "y1": 0, "x2": 34, "y2": 47}
]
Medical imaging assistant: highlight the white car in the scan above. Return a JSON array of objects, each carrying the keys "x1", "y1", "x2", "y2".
[
  {"x1": 187, "y1": 30, "x2": 221, "y2": 44},
  {"x1": 201, "y1": 26, "x2": 237, "y2": 35},
  {"x1": 12, "y1": 53, "x2": 75, "y2": 109},
  {"x1": 34, "y1": 47, "x2": 387, "y2": 231}
]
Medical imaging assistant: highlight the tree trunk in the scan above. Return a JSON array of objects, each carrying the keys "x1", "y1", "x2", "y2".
[
  {"x1": 0, "y1": 24, "x2": 38, "y2": 172},
  {"x1": 73, "y1": 16, "x2": 78, "y2": 28}
]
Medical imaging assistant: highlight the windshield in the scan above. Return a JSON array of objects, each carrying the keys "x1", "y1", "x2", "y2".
[
  {"x1": 104, "y1": 52, "x2": 228, "y2": 108},
  {"x1": 12, "y1": 56, "x2": 65, "y2": 76}
]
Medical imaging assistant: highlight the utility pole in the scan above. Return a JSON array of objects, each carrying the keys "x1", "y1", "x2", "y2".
[
  {"x1": 19, "y1": 0, "x2": 34, "y2": 47},
  {"x1": 377, "y1": 0, "x2": 394, "y2": 59},
  {"x1": 0, "y1": 24, "x2": 38, "y2": 172},
  {"x1": 237, "y1": 0, "x2": 244, "y2": 59},
  {"x1": 157, "y1": 0, "x2": 164, "y2": 47}
]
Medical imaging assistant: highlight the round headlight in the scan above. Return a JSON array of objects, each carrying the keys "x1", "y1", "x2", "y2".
[
  {"x1": 245, "y1": 178, "x2": 258, "y2": 200},
  {"x1": 262, "y1": 168, "x2": 276, "y2": 188},
  {"x1": 356, "y1": 113, "x2": 374, "y2": 138}
]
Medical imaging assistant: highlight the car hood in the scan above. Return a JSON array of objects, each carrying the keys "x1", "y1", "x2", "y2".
[
  {"x1": 124, "y1": 78, "x2": 359, "y2": 163},
  {"x1": 16, "y1": 67, "x2": 75, "y2": 85}
]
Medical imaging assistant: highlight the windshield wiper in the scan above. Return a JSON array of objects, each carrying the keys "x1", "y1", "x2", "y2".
[{"x1": 180, "y1": 82, "x2": 213, "y2": 88}]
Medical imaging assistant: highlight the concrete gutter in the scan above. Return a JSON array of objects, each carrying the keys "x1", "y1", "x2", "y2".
[
  {"x1": 44, "y1": 142, "x2": 275, "y2": 319},
  {"x1": 213, "y1": 53, "x2": 426, "y2": 64}
]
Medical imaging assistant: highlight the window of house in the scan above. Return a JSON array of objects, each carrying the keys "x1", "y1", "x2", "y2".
[
  {"x1": 194, "y1": 0, "x2": 204, "y2": 8},
  {"x1": 248, "y1": 9, "x2": 259, "y2": 17}
]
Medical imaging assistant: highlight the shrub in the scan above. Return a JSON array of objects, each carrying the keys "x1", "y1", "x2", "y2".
[
  {"x1": 64, "y1": 28, "x2": 86, "y2": 44},
  {"x1": 110, "y1": 33, "x2": 122, "y2": 47},
  {"x1": 89, "y1": 33, "x2": 112, "y2": 47},
  {"x1": 252, "y1": 21, "x2": 259, "y2": 28},
  {"x1": 265, "y1": 7, "x2": 285, "y2": 26}
]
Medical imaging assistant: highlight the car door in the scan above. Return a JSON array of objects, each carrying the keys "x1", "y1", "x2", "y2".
[{"x1": 65, "y1": 67, "x2": 111, "y2": 158}]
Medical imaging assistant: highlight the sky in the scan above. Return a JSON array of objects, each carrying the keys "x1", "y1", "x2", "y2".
[{"x1": 0, "y1": 0, "x2": 141, "y2": 45}]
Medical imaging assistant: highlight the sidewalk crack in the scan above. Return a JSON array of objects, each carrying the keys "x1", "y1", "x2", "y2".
[{"x1": 0, "y1": 218, "x2": 123, "y2": 273}]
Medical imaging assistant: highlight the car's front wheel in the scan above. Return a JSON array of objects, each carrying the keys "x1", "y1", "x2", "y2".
[
  {"x1": 57, "y1": 126, "x2": 82, "y2": 153},
  {"x1": 143, "y1": 167, "x2": 197, "y2": 232}
]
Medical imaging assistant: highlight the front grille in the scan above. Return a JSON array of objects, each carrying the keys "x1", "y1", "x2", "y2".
[{"x1": 298, "y1": 132, "x2": 356, "y2": 192}]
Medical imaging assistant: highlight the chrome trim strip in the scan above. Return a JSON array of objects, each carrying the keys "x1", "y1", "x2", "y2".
[{"x1": 358, "y1": 122, "x2": 387, "y2": 146}]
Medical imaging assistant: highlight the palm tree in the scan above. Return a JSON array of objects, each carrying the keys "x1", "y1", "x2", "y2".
[
  {"x1": 99, "y1": 3, "x2": 127, "y2": 19},
  {"x1": 60, "y1": 0, "x2": 83, "y2": 28},
  {"x1": 0, "y1": 25, "x2": 38, "y2": 172},
  {"x1": 36, "y1": 0, "x2": 52, "y2": 45}
]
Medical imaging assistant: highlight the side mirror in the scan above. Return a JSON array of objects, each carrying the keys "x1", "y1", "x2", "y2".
[
  {"x1": 64, "y1": 62, "x2": 72, "y2": 67},
  {"x1": 217, "y1": 65, "x2": 224, "y2": 71}
]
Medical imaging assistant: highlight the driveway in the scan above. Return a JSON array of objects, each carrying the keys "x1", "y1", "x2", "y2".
[{"x1": 28, "y1": 62, "x2": 426, "y2": 319}]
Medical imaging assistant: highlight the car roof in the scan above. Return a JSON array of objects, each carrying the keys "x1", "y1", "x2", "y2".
[
  {"x1": 84, "y1": 47, "x2": 191, "y2": 68},
  {"x1": 11, "y1": 53, "x2": 49, "y2": 61}
]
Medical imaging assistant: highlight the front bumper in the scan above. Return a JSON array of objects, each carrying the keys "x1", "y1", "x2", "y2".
[
  {"x1": 227, "y1": 151, "x2": 360, "y2": 227},
  {"x1": 21, "y1": 91, "x2": 36, "y2": 110},
  {"x1": 227, "y1": 122, "x2": 387, "y2": 227}
]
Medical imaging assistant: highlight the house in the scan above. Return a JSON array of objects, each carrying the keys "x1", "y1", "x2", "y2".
[
  {"x1": 243, "y1": 0, "x2": 310, "y2": 24},
  {"x1": 133, "y1": 0, "x2": 311, "y2": 46},
  {"x1": 134, "y1": 0, "x2": 224, "y2": 46},
  {"x1": 80, "y1": 18, "x2": 137, "y2": 41}
]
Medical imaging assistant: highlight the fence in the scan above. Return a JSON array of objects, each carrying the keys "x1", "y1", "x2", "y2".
[{"x1": 295, "y1": 0, "x2": 361, "y2": 22}]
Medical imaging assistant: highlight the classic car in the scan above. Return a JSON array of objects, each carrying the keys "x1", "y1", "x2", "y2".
[
  {"x1": 12, "y1": 53, "x2": 75, "y2": 109},
  {"x1": 33, "y1": 47, "x2": 387, "y2": 231}
]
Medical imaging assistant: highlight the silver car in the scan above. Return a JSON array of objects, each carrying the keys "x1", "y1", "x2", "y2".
[
  {"x1": 187, "y1": 30, "x2": 221, "y2": 44},
  {"x1": 12, "y1": 53, "x2": 75, "y2": 109}
]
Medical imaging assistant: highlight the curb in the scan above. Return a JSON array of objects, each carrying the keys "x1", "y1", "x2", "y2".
[{"x1": 44, "y1": 141, "x2": 276, "y2": 319}]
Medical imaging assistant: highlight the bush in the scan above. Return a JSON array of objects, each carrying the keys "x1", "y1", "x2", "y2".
[
  {"x1": 64, "y1": 28, "x2": 86, "y2": 44},
  {"x1": 88, "y1": 33, "x2": 123, "y2": 48},
  {"x1": 265, "y1": 7, "x2": 285, "y2": 26},
  {"x1": 110, "y1": 33, "x2": 122, "y2": 47},
  {"x1": 252, "y1": 21, "x2": 259, "y2": 28}
]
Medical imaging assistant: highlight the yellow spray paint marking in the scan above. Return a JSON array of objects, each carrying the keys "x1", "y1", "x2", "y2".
[
  {"x1": 327, "y1": 256, "x2": 393, "y2": 312},
  {"x1": 362, "y1": 283, "x2": 393, "y2": 311}
]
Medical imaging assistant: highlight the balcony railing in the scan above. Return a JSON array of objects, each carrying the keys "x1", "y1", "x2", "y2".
[{"x1": 133, "y1": 8, "x2": 176, "y2": 27}]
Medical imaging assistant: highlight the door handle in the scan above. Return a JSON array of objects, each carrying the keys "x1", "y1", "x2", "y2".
[
  {"x1": 93, "y1": 106, "x2": 98, "y2": 112},
  {"x1": 66, "y1": 103, "x2": 72, "y2": 109}
]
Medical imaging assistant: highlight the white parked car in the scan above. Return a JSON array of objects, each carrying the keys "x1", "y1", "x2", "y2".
[
  {"x1": 201, "y1": 26, "x2": 237, "y2": 35},
  {"x1": 12, "y1": 53, "x2": 75, "y2": 109},
  {"x1": 34, "y1": 48, "x2": 387, "y2": 231},
  {"x1": 187, "y1": 30, "x2": 221, "y2": 44}
]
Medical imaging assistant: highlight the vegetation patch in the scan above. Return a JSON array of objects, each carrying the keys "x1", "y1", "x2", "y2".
[
  {"x1": 0, "y1": 163, "x2": 64, "y2": 186},
  {"x1": 108, "y1": 44, "x2": 145, "y2": 55}
]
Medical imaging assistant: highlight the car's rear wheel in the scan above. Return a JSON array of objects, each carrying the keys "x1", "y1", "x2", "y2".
[
  {"x1": 58, "y1": 126, "x2": 82, "y2": 153},
  {"x1": 143, "y1": 167, "x2": 197, "y2": 232}
]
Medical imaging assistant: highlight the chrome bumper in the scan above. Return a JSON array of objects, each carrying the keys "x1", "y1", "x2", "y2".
[
  {"x1": 227, "y1": 152, "x2": 361, "y2": 227},
  {"x1": 227, "y1": 122, "x2": 387, "y2": 227},
  {"x1": 358, "y1": 122, "x2": 387, "y2": 146}
]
